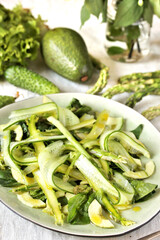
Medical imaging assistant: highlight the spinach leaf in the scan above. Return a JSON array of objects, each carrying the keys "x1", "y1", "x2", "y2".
[
  {"x1": 67, "y1": 193, "x2": 88, "y2": 224},
  {"x1": 36, "y1": 118, "x2": 55, "y2": 132},
  {"x1": 0, "y1": 168, "x2": 21, "y2": 187},
  {"x1": 131, "y1": 124, "x2": 143, "y2": 139},
  {"x1": 30, "y1": 189, "x2": 46, "y2": 201},
  {"x1": 67, "y1": 98, "x2": 91, "y2": 117},
  {"x1": 131, "y1": 180, "x2": 158, "y2": 201},
  {"x1": 19, "y1": 121, "x2": 29, "y2": 139},
  {"x1": 67, "y1": 192, "x2": 95, "y2": 225}
]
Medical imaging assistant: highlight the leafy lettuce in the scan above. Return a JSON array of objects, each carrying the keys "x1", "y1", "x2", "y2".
[{"x1": 0, "y1": 4, "x2": 45, "y2": 75}]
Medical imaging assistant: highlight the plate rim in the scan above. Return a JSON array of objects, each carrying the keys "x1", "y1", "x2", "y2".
[{"x1": 0, "y1": 197, "x2": 160, "y2": 238}]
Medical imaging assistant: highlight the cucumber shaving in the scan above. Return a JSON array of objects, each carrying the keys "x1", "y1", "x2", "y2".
[{"x1": 0, "y1": 97, "x2": 158, "y2": 228}]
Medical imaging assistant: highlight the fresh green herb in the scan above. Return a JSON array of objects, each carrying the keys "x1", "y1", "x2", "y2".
[
  {"x1": 67, "y1": 98, "x2": 91, "y2": 117},
  {"x1": 67, "y1": 192, "x2": 92, "y2": 224},
  {"x1": 0, "y1": 4, "x2": 45, "y2": 75},
  {"x1": 131, "y1": 124, "x2": 143, "y2": 139},
  {"x1": 19, "y1": 121, "x2": 30, "y2": 139},
  {"x1": 36, "y1": 118, "x2": 55, "y2": 132},
  {"x1": 131, "y1": 180, "x2": 157, "y2": 201},
  {"x1": 30, "y1": 189, "x2": 46, "y2": 201},
  {"x1": 0, "y1": 168, "x2": 21, "y2": 187}
]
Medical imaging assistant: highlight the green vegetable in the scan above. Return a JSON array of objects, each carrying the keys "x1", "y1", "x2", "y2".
[
  {"x1": 38, "y1": 140, "x2": 74, "y2": 193},
  {"x1": 0, "y1": 4, "x2": 44, "y2": 75},
  {"x1": 0, "y1": 97, "x2": 157, "y2": 228},
  {"x1": 131, "y1": 124, "x2": 143, "y2": 139},
  {"x1": 67, "y1": 193, "x2": 90, "y2": 224},
  {"x1": 142, "y1": 104, "x2": 160, "y2": 120},
  {"x1": 126, "y1": 83, "x2": 160, "y2": 108},
  {"x1": 96, "y1": 189, "x2": 135, "y2": 226},
  {"x1": 8, "y1": 101, "x2": 58, "y2": 119},
  {"x1": 4, "y1": 66, "x2": 59, "y2": 95},
  {"x1": 118, "y1": 71, "x2": 160, "y2": 84},
  {"x1": 0, "y1": 168, "x2": 21, "y2": 187},
  {"x1": 87, "y1": 67, "x2": 109, "y2": 94},
  {"x1": 131, "y1": 180, "x2": 158, "y2": 201},
  {"x1": 28, "y1": 115, "x2": 64, "y2": 225},
  {"x1": 123, "y1": 160, "x2": 155, "y2": 179},
  {"x1": 42, "y1": 28, "x2": 93, "y2": 82},
  {"x1": 0, "y1": 95, "x2": 15, "y2": 108},
  {"x1": 102, "y1": 74, "x2": 160, "y2": 108},
  {"x1": 101, "y1": 130, "x2": 150, "y2": 158},
  {"x1": 102, "y1": 81, "x2": 145, "y2": 99},
  {"x1": 34, "y1": 169, "x2": 64, "y2": 225},
  {"x1": 67, "y1": 98, "x2": 91, "y2": 117}
]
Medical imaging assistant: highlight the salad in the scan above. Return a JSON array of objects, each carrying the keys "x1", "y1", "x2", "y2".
[{"x1": 0, "y1": 96, "x2": 157, "y2": 228}]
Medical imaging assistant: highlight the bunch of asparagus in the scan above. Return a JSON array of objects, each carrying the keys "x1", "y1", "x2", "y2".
[{"x1": 102, "y1": 71, "x2": 160, "y2": 120}]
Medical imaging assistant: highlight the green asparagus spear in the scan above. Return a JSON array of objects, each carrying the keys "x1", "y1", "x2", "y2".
[
  {"x1": 118, "y1": 71, "x2": 160, "y2": 84},
  {"x1": 87, "y1": 67, "x2": 109, "y2": 94},
  {"x1": 0, "y1": 95, "x2": 15, "y2": 108},
  {"x1": 126, "y1": 83, "x2": 160, "y2": 108},
  {"x1": 103, "y1": 78, "x2": 160, "y2": 99},
  {"x1": 102, "y1": 82, "x2": 145, "y2": 98},
  {"x1": 142, "y1": 105, "x2": 160, "y2": 120},
  {"x1": 4, "y1": 66, "x2": 59, "y2": 95}
]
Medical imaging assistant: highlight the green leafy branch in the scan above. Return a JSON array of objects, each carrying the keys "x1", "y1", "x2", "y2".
[
  {"x1": 81, "y1": 0, "x2": 160, "y2": 27},
  {"x1": 80, "y1": 0, "x2": 159, "y2": 60}
]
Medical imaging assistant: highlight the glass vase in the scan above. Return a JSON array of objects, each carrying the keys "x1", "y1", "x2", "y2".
[{"x1": 105, "y1": 0, "x2": 151, "y2": 63}]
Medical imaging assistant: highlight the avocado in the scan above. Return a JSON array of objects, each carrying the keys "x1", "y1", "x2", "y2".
[{"x1": 42, "y1": 28, "x2": 93, "y2": 82}]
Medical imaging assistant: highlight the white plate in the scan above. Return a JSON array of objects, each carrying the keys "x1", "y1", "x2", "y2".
[{"x1": 0, "y1": 93, "x2": 160, "y2": 237}]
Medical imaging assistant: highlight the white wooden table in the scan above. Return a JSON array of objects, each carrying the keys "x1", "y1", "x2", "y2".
[{"x1": 0, "y1": 1, "x2": 160, "y2": 239}]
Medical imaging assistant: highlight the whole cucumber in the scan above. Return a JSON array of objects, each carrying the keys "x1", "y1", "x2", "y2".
[
  {"x1": 0, "y1": 95, "x2": 15, "y2": 108},
  {"x1": 4, "y1": 66, "x2": 59, "y2": 95}
]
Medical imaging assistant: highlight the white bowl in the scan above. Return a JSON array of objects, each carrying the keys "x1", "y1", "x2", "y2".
[{"x1": 0, "y1": 93, "x2": 160, "y2": 237}]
